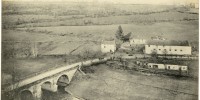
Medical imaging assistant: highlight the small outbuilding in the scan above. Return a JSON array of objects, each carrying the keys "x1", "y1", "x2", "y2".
[
  {"x1": 101, "y1": 40, "x2": 116, "y2": 53},
  {"x1": 148, "y1": 63, "x2": 188, "y2": 71}
]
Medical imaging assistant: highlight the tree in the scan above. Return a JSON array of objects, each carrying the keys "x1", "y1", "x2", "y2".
[
  {"x1": 151, "y1": 50, "x2": 158, "y2": 63},
  {"x1": 163, "y1": 49, "x2": 168, "y2": 58},
  {"x1": 123, "y1": 32, "x2": 132, "y2": 42},
  {"x1": 151, "y1": 50, "x2": 157, "y2": 57},
  {"x1": 115, "y1": 25, "x2": 124, "y2": 41},
  {"x1": 115, "y1": 26, "x2": 132, "y2": 42}
]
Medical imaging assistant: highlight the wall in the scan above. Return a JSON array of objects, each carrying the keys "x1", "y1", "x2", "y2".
[
  {"x1": 145, "y1": 45, "x2": 192, "y2": 55},
  {"x1": 148, "y1": 63, "x2": 188, "y2": 71},
  {"x1": 101, "y1": 44, "x2": 116, "y2": 53},
  {"x1": 130, "y1": 39, "x2": 146, "y2": 45},
  {"x1": 181, "y1": 66, "x2": 188, "y2": 71},
  {"x1": 148, "y1": 63, "x2": 165, "y2": 69},
  {"x1": 165, "y1": 64, "x2": 180, "y2": 70}
]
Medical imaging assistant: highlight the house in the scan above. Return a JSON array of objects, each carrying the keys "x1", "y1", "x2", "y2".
[
  {"x1": 101, "y1": 40, "x2": 116, "y2": 53},
  {"x1": 148, "y1": 63, "x2": 165, "y2": 69},
  {"x1": 148, "y1": 63, "x2": 188, "y2": 71},
  {"x1": 185, "y1": 0, "x2": 199, "y2": 9},
  {"x1": 151, "y1": 36, "x2": 166, "y2": 40},
  {"x1": 195, "y1": 3, "x2": 199, "y2": 8},
  {"x1": 129, "y1": 39, "x2": 146, "y2": 45},
  {"x1": 145, "y1": 45, "x2": 192, "y2": 55},
  {"x1": 165, "y1": 64, "x2": 188, "y2": 71}
]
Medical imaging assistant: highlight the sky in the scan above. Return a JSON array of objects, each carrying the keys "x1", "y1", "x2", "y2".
[{"x1": 2, "y1": 0, "x2": 198, "y2": 5}]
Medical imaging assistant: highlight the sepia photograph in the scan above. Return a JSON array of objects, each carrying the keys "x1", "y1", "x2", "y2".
[{"x1": 1, "y1": 0, "x2": 199, "y2": 100}]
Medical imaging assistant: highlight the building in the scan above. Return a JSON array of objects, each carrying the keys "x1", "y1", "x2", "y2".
[
  {"x1": 185, "y1": 0, "x2": 199, "y2": 9},
  {"x1": 165, "y1": 64, "x2": 188, "y2": 71},
  {"x1": 148, "y1": 63, "x2": 165, "y2": 69},
  {"x1": 101, "y1": 40, "x2": 116, "y2": 53},
  {"x1": 151, "y1": 36, "x2": 166, "y2": 40},
  {"x1": 148, "y1": 63, "x2": 188, "y2": 71},
  {"x1": 145, "y1": 45, "x2": 192, "y2": 55},
  {"x1": 195, "y1": 3, "x2": 199, "y2": 8},
  {"x1": 129, "y1": 39, "x2": 146, "y2": 45}
]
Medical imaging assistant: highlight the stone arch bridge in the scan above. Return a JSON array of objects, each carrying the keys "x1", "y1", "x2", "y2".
[{"x1": 2, "y1": 57, "x2": 111, "y2": 100}]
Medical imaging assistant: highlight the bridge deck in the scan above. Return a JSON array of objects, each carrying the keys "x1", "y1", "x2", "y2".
[{"x1": 2, "y1": 56, "x2": 81, "y2": 86}]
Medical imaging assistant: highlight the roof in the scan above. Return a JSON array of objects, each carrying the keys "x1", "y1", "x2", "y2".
[
  {"x1": 101, "y1": 40, "x2": 116, "y2": 45},
  {"x1": 148, "y1": 63, "x2": 187, "y2": 66},
  {"x1": 130, "y1": 38, "x2": 146, "y2": 40},
  {"x1": 146, "y1": 40, "x2": 189, "y2": 46},
  {"x1": 129, "y1": 34, "x2": 148, "y2": 40}
]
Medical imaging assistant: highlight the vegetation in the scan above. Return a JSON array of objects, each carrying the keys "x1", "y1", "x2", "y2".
[
  {"x1": 2, "y1": 1, "x2": 198, "y2": 28},
  {"x1": 2, "y1": 41, "x2": 37, "y2": 59},
  {"x1": 115, "y1": 25, "x2": 132, "y2": 42},
  {"x1": 115, "y1": 25, "x2": 124, "y2": 41}
]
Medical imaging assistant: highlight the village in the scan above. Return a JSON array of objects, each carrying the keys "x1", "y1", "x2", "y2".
[{"x1": 100, "y1": 25, "x2": 197, "y2": 77}]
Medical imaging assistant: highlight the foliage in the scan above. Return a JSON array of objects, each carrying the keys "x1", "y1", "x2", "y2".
[
  {"x1": 2, "y1": 41, "x2": 35, "y2": 59},
  {"x1": 77, "y1": 50, "x2": 105, "y2": 60},
  {"x1": 151, "y1": 50, "x2": 158, "y2": 56},
  {"x1": 123, "y1": 32, "x2": 132, "y2": 42},
  {"x1": 115, "y1": 25, "x2": 132, "y2": 42},
  {"x1": 115, "y1": 25, "x2": 124, "y2": 40}
]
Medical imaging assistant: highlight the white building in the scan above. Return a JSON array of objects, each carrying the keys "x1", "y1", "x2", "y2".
[
  {"x1": 195, "y1": 3, "x2": 199, "y2": 8},
  {"x1": 130, "y1": 39, "x2": 146, "y2": 45},
  {"x1": 148, "y1": 63, "x2": 188, "y2": 71},
  {"x1": 101, "y1": 40, "x2": 116, "y2": 53},
  {"x1": 145, "y1": 45, "x2": 192, "y2": 55},
  {"x1": 148, "y1": 63, "x2": 165, "y2": 69}
]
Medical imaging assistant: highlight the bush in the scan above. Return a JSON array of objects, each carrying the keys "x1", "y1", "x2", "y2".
[{"x1": 2, "y1": 41, "x2": 35, "y2": 59}]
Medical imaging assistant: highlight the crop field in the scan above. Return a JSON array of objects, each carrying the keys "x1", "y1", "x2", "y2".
[{"x1": 3, "y1": 21, "x2": 198, "y2": 56}]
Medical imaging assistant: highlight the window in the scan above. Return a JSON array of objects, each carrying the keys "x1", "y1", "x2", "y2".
[
  {"x1": 153, "y1": 65, "x2": 158, "y2": 69},
  {"x1": 169, "y1": 49, "x2": 171, "y2": 51},
  {"x1": 159, "y1": 49, "x2": 161, "y2": 51},
  {"x1": 104, "y1": 46, "x2": 106, "y2": 48},
  {"x1": 154, "y1": 49, "x2": 156, "y2": 50},
  {"x1": 149, "y1": 65, "x2": 151, "y2": 67},
  {"x1": 175, "y1": 49, "x2": 177, "y2": 51},
  {"x1": 180, "y1": 50, "x2": 182, "y2": 51},
  {"x1": 168, "y1": 66, "x2": 170, "y2": 69}
]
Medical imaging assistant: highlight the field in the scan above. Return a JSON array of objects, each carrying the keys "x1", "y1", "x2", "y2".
[
  {"x1": 68, "y1": 64, "x2": 198, "y2": 100},
  {"x1": 2, "y1": 1, "x2": 199, "y2": 56},
  {"x1": 1, "y1": 1, "x2": 199, "y2": 100}
]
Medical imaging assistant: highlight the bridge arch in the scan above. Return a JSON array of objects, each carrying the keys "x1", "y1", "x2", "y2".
[
  {"x1": 41, "y1": 81, "x2": 55, "y2": 100},
  {"x1": 56, "y1": 74, "x2": 69, "y2": 86},
  {"x1": 41, "y1": 81, "x2": 52, "y2": 91},
  {"x1": 20, "y1": 90, "x2": 34, "y2": 100}
]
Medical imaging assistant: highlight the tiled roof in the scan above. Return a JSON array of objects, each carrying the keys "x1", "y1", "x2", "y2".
[
  {"x1": 146, "y1": 40, "x2": 189, "y2": 46},
  {"x1": 101, "y1": 40, "x2": 116, "y2": 45}
]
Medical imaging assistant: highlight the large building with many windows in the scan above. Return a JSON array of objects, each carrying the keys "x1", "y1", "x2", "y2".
[{"x1": 145, "y1": 45, "x2": 192, "y2": 55}]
